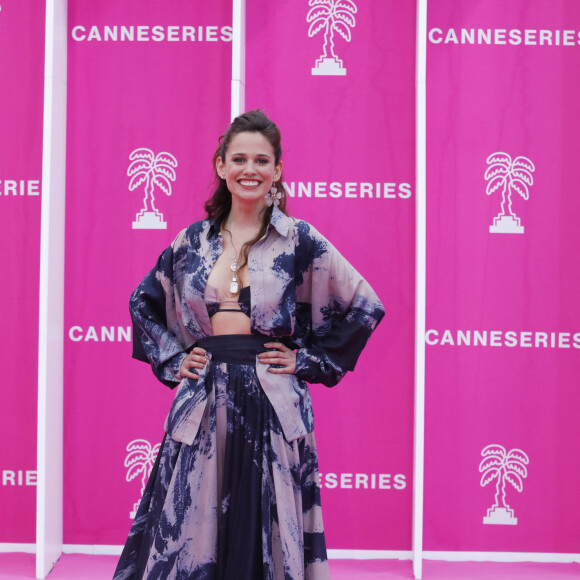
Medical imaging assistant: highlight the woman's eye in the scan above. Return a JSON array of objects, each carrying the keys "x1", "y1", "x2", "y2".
[
  {"x1": 257, "y1": 158, "x2": 269, "y2": 165},
  {"x1": 232, "y1": 157, "x2": 245, "y2": 164}
]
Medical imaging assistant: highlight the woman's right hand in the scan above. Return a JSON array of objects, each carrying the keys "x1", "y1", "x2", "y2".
[{"x1": 179, "y1": 347, "x2": 208, "y2": 380}]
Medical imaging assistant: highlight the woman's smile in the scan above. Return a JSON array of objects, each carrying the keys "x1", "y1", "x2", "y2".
[{"x1": 216, "y1": 131, "x2": 282, "y2": 207}]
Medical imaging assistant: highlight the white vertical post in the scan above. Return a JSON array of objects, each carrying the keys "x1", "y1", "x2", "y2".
[
  {"x1": 231, "y1": 0, "x2": 246, "y2": 120},
  {"x1": 36, "y1": 0, "x2": 67, "y2": 577},
  {"x1": 413, "y1": 0, "x2": 428, "y2": 578}
]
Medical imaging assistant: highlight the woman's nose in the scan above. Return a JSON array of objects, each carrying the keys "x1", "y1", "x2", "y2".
[{"x1": 243, "y1": 161, "x2": 257, "y2": 174}]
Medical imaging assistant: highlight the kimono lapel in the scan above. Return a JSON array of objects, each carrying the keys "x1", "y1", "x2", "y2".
[{"x1": 179, "y1": 220, "x2": 223, "y2": 338}]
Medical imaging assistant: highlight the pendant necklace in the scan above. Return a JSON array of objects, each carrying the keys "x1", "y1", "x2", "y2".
[{"x1": 227, "y1": 222, "x2": 240, "y2": 295}]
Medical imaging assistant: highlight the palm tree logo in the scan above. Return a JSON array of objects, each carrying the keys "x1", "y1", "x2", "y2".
[
  {"x1": 124, "y1": 439, "x2": 161, "y2": 518},
  {"x1": 485, "y1": 152, "x2": 534, "y2": 234},
  {"x1": 479, "y1": 444, "x2": 529, "y2": 525},
  {"x1": 128, "y1": 148, "x2": 178, "y2": 230},
  {"x1": 307, "y1": 0, "x2": 357, "y2": 76}
]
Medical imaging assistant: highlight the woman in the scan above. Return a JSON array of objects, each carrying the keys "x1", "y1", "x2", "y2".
[{"x1": 113, "y1": 110, "x2": 384, "y2": 580}]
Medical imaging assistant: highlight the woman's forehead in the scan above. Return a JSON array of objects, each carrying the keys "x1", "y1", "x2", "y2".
[{"x1": 227, "y1": 132, "x2": 274, "y2": 156}]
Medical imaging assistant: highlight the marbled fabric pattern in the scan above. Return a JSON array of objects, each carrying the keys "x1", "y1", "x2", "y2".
[
  {"x1": 119, "y1": 208, "x2": 385, "y2": 579},
  {"x1": 130, "y1": 207, "x2": 385, "y2": 446},
  {"x1": 113, "y1": 336, "x2": 328, "y2": 580}
]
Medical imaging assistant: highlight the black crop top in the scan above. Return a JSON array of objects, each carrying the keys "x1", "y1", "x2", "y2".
[{"x1": 205, "y1": 285, "x2": 251, "y2": 318}]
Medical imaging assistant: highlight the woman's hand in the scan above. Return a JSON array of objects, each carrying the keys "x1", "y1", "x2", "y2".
[
  {"x1": 179, "y1": 347, "x2": 208, "y2": 380},
  {"x1": 258, "y1": 342, "x2": 296, "y2": 374}
]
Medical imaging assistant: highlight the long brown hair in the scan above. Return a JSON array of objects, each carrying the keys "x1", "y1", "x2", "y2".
[{"x1": 204, "y1": 110, "x2": 288, "y2": 267}]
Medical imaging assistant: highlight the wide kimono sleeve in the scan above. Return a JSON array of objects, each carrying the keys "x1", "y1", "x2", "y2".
[
  {"x1": 293, "y1": 221, "x2": 385, "y2": 387},
  {"x1": 129, "y1": 230, "x2": 195, "y2": 388}
]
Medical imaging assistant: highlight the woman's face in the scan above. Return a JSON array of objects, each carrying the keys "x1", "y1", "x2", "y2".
[{"x1": 216, "y1": 131, "x2": 282, "y2": 208}]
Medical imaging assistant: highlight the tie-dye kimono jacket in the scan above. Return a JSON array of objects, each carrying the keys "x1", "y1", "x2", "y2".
[{"x1": 130, "y1": 206, "x2": 385, "y2": 446}]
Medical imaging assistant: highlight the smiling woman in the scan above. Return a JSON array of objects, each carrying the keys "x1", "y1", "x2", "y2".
[
  {"x1": 215, "y1": 132, "x2": 282, "y2": 207},
  {"x1": 113, "y1": 110, "x2": 384, "y2": 580}
]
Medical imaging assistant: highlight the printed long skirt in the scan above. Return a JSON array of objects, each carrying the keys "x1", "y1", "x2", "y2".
[{"x1": 113, "y1": 334, "x2": 329, "y2": 580}]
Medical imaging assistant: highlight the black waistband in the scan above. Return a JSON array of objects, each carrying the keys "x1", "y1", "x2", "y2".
[{"x1": 197, "y1": 334, "x2": 271, "y2": 364}]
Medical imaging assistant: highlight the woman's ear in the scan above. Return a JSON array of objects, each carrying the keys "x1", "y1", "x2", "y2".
[
  {"x1": 216, "y1": 157, "x2": 225, "y2": 179},
  {"x1": 274, "y1": 160, "x2": 283, "y2": 182}
]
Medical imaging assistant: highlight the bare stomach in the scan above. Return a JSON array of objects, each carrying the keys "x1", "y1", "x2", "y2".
[{"x1": 210, "y1": 312, "x2": 252, "y2": 335}]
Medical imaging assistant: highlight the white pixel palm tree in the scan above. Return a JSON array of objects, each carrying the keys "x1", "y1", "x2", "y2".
[
  {"x1": 479, "y1": 444, "x2": 529, "y2": 524},
  {"x1": 485, "y1": 152, "x2": 534, "y2": 229},
  {"x1": 128, "y1": 148, "x2": 177, "y2": 221},
  {"x1": 307, "y1": 0, "x2": 357, "y2": 72},
  {"x1": 125, "y1": 439, "x2": 161, "y2": 497}
]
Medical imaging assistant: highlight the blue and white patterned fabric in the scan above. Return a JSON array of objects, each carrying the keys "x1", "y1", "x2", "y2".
[
  {"x1": 115, "y1": 206, "x2": 385, "y2": 580},
  {"x1": 130, "y1": 206, "x2": 384, "y2": 445}
]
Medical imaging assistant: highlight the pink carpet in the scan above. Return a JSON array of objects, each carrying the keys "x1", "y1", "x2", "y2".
[{"x1": 0, "y1": 553, "x2": 578, "y2": 579}]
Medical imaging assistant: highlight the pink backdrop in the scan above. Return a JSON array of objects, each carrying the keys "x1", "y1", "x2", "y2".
[
  {"x1": 64, "y1": 0, "x2": 232, "y2": 544},
  {"x1": 2, "y1": 0, "x2": 579, "y2": 560},
  {"x1": 245, "y1": 0, "x2": 416, "y2": 550},
  {"x1": 63, "y1": 0, "x2": 415, "y2": 551},
  {"x1": 425, "y1": 0, "x2": 580, "y2": 553},
  {"x1": 0, "y1": 1, "x2": 45, "y2": 544}
]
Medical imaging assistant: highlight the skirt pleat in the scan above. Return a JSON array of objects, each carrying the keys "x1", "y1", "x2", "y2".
[{"x1": 113, "y1": 335, "x2": 329, "y2": 580}]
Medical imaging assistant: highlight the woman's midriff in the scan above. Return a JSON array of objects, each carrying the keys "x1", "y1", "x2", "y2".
[{"x1": 210, "y1": 311, "x2": 253, "y2": 335}]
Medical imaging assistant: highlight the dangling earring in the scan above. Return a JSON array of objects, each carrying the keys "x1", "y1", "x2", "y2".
[{"x1": 265, "y1": 184, "x2": 282, "y2": 207}]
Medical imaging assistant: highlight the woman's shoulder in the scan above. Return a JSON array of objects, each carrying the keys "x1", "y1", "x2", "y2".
[
  {"x1": 171, "y1": 218, "x2": 211, "y2": 250},
  {"x1": 288, "y1": 218, "x2": 339, "y2": 270},
  {"x1": 269, "y1": 206, "x2": 327, "y2": 245},
  {"x1": 291, "y1": 217, "x2": 332, "y2": 248}
]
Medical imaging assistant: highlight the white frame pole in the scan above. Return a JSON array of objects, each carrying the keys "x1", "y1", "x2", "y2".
[
  {"x1": 36, "y1": 0, "x2": 67, "y2": 577},
  {"x1": 413, "y1": 0, "x2": 428, "y2": 578},
  {"x1": 231, "y1": 0, "x2": 246, "y2": 120}
]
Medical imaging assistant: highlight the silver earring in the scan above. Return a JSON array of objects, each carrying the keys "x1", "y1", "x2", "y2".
[{"x1": 265, "y1": 185, "x2": 282, "y2": 207}]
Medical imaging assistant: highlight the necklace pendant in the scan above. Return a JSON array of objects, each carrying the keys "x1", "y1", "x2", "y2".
[{"x1": 230, "y1": 280, "x2": 239, "y2": 295}]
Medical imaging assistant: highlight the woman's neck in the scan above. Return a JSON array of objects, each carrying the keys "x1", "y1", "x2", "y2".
[{"x1": 227, "y1": 199, "x2": 266, "y2": 232}]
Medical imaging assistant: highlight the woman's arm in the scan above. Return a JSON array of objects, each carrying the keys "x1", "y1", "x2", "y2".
[
  {"x1": 130, "y1": 240, "x2": 190, "y2": 388},
  {"x1": 292, "y1": 221, "x2": 385, "y2": 387}
]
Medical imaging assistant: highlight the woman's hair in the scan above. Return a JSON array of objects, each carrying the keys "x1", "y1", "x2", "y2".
[{"x1": 204, "y1": 110, "x2": 287, "y2": 267}]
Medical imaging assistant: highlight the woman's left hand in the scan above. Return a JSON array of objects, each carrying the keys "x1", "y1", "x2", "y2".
[{"x1": 258, "y1": 342, "x2": 296, "y2": 374}]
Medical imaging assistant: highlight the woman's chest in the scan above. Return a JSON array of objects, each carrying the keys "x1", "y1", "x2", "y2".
[{"x1": 180, "y1": 232, "x2": 300, "y2": 336}]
